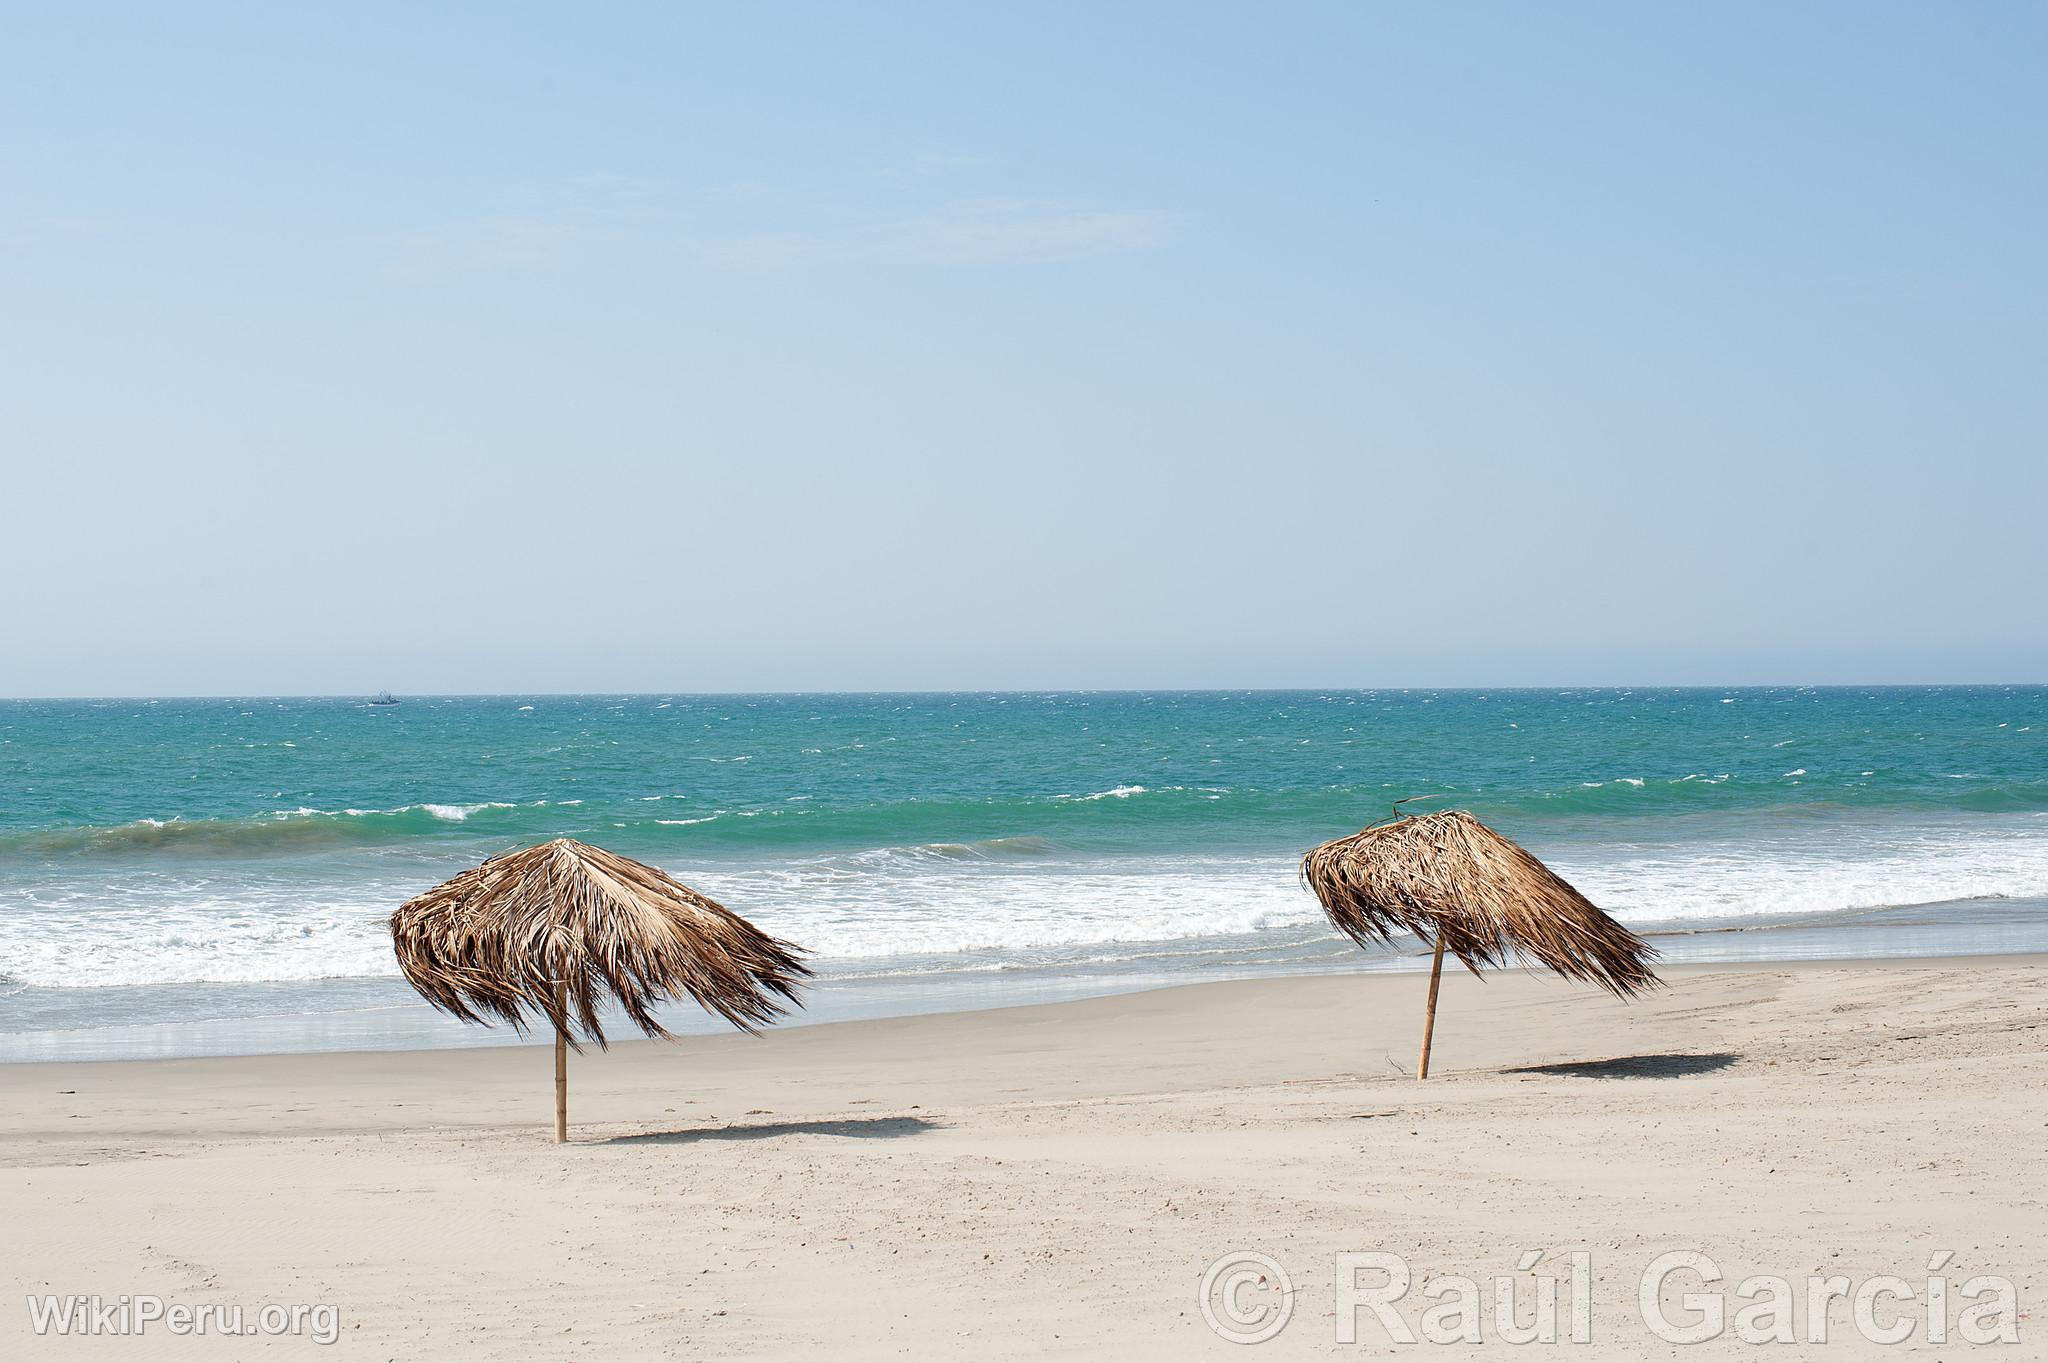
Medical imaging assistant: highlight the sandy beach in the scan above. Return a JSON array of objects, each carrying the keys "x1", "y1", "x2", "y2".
[
  {"x1": 9, "y1": 0, "x2": 2043, "y2": 1353},
  {"x1": 4, "y1": 955, "x2": 2040, "y2": 1358}
]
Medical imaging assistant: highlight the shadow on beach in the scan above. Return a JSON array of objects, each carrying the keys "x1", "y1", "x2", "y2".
[
  {"x1": 607, "y1": 1115, "x2": 938, "y2": 1145},
  {"x1": 1506, "y1": 1052, "x2": 1739, "y2": 1079}
]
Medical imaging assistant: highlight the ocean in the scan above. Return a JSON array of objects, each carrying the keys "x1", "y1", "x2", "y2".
[{"x1": 4, "y1": 688, "x2": 2045, "y2": 1060}]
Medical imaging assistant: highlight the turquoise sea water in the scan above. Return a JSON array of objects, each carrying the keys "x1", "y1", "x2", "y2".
[{"x1": 3, "y1": 688, "x2": 2045, "y2": 1058}]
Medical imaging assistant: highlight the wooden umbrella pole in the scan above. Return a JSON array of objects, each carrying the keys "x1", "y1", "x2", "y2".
[
  {"x1": 1417, "y1": 935, "x2": 1446, "y2": 1080},
  {"x1": 553, "y1": 981, "x2": 569, "y2": 1143}
]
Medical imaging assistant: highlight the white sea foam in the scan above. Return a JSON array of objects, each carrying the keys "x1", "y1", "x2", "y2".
[
  {"x1": 0, "y1": 885, "x2": 405, "y2": 988},
  {"x1": 8, "y1": 820, "x2": 2048, "y2": 990},
  {"x1": 245, "y1": 801, "x2": 534, "y2": 823},
  {"x1": 420, "y1": 802, "x2": 516, "y2": 821},
  {"x1": 1551, "y1": 822, "x2": 2048, "y2": 924},
  {"x1": 696, "y1": 858, "x2": 1321, "y2": 961}
]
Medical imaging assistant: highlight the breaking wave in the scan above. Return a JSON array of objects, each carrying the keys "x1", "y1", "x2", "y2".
[
  {"x1": 6, "y1": 802, "x2": 540, "y2": 857},
  {"x1": 10, "y1": 771, "x2": 2048, "y2": 866},
  {"x1": 7, "y1": 817, "x2": 2048, "y2": 989}
]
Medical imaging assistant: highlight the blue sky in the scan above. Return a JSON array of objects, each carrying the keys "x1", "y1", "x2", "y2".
[{"x1": 3, "y1": 3, "x2": 2042, "y2": 694}]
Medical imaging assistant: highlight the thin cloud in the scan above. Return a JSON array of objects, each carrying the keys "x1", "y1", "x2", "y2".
[
  {"x1": 902, "y1": 197, "x2": 1171, "y2": 264},
  {"x1": 374, "y1": 177, "x2": 671, "y2": 278},
  {"x1": 902, "y1": 150, "x2": 997, "y2": 174},
  {"x1": 375, "y1": 170, "x2": 1171, "y2": 277},
  {"x1": 375, "y1": 215, "x2": 579, "y2": 277},
  {"x1": 700, "y1": 197, "x2": 1173, "y2": 269},
  {"x1": 0, "y1": 216, "x2": 117, "y2": 250}
]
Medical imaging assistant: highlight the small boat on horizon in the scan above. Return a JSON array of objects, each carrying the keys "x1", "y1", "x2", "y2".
[{"x1": 369, "y1": 691, "x2": 401, "y2": 706}]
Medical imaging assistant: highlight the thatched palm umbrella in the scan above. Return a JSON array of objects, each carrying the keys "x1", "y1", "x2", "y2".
[
  {"x1": 390, "y1": 838, "x2": 808, "y2": 1141},
  {"x1": 1302, "y1": 809, "x2": 1657, "y2": 1079}
]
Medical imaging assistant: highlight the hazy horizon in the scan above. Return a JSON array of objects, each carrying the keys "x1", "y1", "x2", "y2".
[{"x1": 6, "y1": 679, "x2": 2043, "y2": 703}]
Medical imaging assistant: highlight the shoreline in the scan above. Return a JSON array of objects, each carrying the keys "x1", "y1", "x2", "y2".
[
  {"x1": 4, "y1": 955, "x2": 2041, "y2": 1358},
  {"x1": 8, "y1": 945, "x2": 2039, "y2": 1072},
  {"x1": 4, "y1": 950, "x2": 2045, "y2": 1080},
  {"x1": 7, "y1": 893, "x2": 2048, "y2": 1064},
  {"x1": 11, "y1": 952, "x2": 2047, "y2": 1135}
]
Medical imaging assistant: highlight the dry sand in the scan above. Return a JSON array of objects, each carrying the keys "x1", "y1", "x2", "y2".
[{"x1": 3, "y1": 956, "x2": 2042, "y2": 1359}]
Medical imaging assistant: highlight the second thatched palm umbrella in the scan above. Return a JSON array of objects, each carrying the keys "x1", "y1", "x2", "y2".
[
  {"x1": 390, "y1": 838, "x2": 808, "y2": 1140},
  {"x1": 1302, "y1": 809, "x2": 1657, "y2": 1079}
]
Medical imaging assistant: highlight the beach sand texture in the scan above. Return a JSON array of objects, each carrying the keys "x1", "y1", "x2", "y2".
[{"x1": 4, "y1": 958, "x2": 2041, "y2": 1358}]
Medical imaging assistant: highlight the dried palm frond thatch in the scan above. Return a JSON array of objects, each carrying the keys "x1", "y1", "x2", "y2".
[
  {"x1": 1302, "y1": 809, "x2": 1659, "y2": 1077},
  {"x1": 390, "y1": 838, "x2": 808, "y2": 1140},
  {"x1": 1302, "y1": 810, "x2": 1658, "y2": 997}
]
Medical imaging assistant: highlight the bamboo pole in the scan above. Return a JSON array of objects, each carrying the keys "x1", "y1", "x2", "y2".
[
  {"x1": 1417, "y1": 934, "x2": 1446, "y2": 1080},
  {"x1": 553, "y1": 981, "x2": 569, "y2": 1143}
]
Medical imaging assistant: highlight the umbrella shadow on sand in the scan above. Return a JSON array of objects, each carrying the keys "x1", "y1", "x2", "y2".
[
  {"x1": 607, "y1": 1116, "x2": 939, "y2": 1145},
  {"x1": 1506, "y1": 1052, "x2": 1739, "y2": 1079}
]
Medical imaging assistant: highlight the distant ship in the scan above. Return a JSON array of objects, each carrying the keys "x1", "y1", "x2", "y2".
[{"x1": 369, "y1": 691, "x2": 401, "y2": 706}]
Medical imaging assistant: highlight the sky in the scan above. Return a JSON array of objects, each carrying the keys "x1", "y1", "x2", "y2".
[{"x1": 2, "y1": 3, "x2": 2043, "y2": 695}]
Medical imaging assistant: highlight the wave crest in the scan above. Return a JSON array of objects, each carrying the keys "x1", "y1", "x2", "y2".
[{"x1": 9, "y1": 801, "x2": 537, "y2": 858}]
